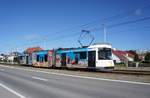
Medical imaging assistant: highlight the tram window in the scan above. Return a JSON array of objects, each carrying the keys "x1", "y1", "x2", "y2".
[
  {"x1": 79, "y1": 52, "x2": 86, "y2": 59},
  {"x1": 44, "y1": 54, "x2": 48, "y2": 62},
  {"x1": 37, "y1": 55, "x2": 39, "y2": 62},
  {"x1": 20, "y1": 56, "x2": 22, "y2": 60},
  {"x1": 41, "y1": 57, "x2": 44, "y2": 62},
  {"x1": 98, "y1": 48, "x2": 111, "y2": 60}
]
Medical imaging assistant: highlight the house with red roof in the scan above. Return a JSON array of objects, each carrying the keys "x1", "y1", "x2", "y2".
[
  {"x1": 24, "y1": 47, "x2": 43, "y2": 54},
  {"x1": 112, "y1": 50, "x2": 134, "y2": 64}
]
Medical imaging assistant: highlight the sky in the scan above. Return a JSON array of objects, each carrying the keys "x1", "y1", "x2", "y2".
[{"x1": 0, "y1": 0, "x2": 150, "y2": 53}]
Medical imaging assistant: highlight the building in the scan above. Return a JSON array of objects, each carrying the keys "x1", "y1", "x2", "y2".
[
  {"x1": 112, "y1": 50, "x2": 134, "y2": 64},
  {"x1": 7, "y1": 52, "x2": 21, "y2": 64},
  {"x1": 24, "y1": 47, "x2": 43, "y2": 54}
]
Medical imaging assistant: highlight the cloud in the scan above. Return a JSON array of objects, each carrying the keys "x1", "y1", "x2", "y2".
[{"x1": 24, "y1": 33, "x2": 40, "y2": 41}]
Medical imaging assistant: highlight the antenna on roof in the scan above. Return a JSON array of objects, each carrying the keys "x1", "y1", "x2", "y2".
[{"x1": 78, "y1": 30, "x2": 94, "y2": 47}]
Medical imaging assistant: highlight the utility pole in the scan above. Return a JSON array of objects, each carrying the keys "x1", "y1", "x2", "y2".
[{"x1": 103, "y1": 24, "x2": 107, "y2": 43}]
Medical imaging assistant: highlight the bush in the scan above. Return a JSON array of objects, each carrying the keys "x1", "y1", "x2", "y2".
[
  {"x1": 128, "y1": 50, "x2": 139, "y2": 61},
  {"x1": 145, "y1": 52, "x2": 150, "y2": 62},
  {"x1": 115, "y1": 63, "x2": 126, "y2": 67}
]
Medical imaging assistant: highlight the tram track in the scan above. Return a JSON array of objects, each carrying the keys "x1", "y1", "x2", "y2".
[
  {"x1": 109, "y1": 70, "x2": 150, "y2": 75},
  {"x1": 1, "y1": 63, "x2": 150, "y2": 75}
]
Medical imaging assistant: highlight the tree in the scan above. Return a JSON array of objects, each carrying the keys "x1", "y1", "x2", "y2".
[
  {"x1": 134, "y1": 53, "x2": 139, "y2": 62},
  {"x1": 145, "y1": 52, "x2": 150, "y2": 62},
  {"x1": 128, "y1": 50, "x2": 139, "y2": 62}
]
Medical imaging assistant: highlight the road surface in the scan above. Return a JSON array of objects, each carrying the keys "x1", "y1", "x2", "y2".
[{"x1": 0, "y1": 64, "x2": 150, "y2": 98}]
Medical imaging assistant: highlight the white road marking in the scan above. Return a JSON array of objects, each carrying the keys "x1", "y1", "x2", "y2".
[
  {"x1": 0, "y1": 64, "x2": 150, "y2": 85},
  {"x1": 0, "y1": 83, "x2": 26, "y2": 98},
  {"x1": 32, "y1": 76, "x2": 48, "y2": 81}
]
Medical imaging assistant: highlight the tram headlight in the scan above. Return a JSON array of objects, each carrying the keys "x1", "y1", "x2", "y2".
[{"x1": 108, "y1": 61, "x2": 113, "y2": 67}]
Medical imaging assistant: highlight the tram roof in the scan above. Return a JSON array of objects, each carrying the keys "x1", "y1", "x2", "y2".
[{"x1": 88, "y1": 43, "x2": 112, "y2": 49}]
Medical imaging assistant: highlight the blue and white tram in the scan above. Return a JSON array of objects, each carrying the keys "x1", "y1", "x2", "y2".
[
  {"x1": 88, "y1": 43, "x2": 114, "y2": 70},
  {"x1": 54, "y1": 43, "x2": 114, "y2": 70}
]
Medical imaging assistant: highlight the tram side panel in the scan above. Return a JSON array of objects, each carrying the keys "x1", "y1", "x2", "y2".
[
  {"x1": 66, "y1": 51, "x2": 88, "y2": 68},
  {"x1": 32, "y1": 50, "x2": 49, "y2": 67},
  {"x1": 54, "y1": 51, "x2": 63, "y2": 68},
  {"x1": 54, "y1": 49, "x2": 88, "y2": 69},
  {"x1": 19, "y1": 54, "x2": 29, "y2": 65},
  {"x1": 48, "y1": 50, "x2": 54, "y2": 67}
]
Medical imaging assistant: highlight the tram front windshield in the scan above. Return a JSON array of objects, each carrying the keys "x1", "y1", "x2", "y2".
[{"x1": 98, "y1": 48, "x2": 112, "y2": 60}]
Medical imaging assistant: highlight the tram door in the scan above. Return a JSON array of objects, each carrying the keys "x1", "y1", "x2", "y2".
[
  {"x1": 26, "y1": 56, "x2": 28, "y2": 65},
  {"x1": 88, "y1": 51, "x2": 96, "y2": 68},
  {"x1": 61, "y1": 53, "x2": 66, "y2": 67}
]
